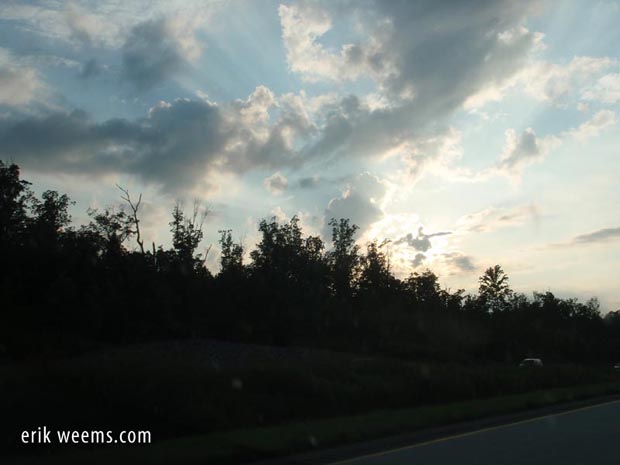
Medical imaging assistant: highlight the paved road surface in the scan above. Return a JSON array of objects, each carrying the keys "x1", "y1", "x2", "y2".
[{"x1": 329, "y1": 400, "x2": 620, "y2": 465}]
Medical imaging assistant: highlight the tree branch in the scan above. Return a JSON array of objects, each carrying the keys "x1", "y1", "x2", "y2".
[{"x1": 117, "y1": 184, "x2": 145, "y2": 254}]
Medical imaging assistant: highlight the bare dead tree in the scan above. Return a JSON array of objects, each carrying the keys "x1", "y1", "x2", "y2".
[
  {"x1": 190, "y1": 200, "x2": 211, "y2": 269},
  {"x1": 191, "y1": 199, "x2": 208, "y2": 233},
  {"x1": 117, "y1": 184, "x2": 145, "y2": 254}
]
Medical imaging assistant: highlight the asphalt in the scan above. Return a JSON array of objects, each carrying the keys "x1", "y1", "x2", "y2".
[
  {"x1": 253, "y1": 394, "x2": 620, "y2": 465},
  {"x1": 330, "y1": 399, "x2": 620, "y2": 465}
]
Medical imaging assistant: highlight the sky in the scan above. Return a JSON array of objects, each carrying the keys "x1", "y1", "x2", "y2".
[{"x1": 1, "y1": 0, "x2": 619, "y2": 310}]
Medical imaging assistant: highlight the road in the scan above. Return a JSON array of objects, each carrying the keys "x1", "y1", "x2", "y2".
[{"x1": 329, "y1": 399, "x2": 620, "y2": 465}]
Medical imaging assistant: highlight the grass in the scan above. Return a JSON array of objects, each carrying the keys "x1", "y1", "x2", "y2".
[
  {"x1": 3, "y1": 339, "x2": 620, "y2": 463},
  {"x1": 5, "y1": 381, "x2": 620, "y2": 465}
]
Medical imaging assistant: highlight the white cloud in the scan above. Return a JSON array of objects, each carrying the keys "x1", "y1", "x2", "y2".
[
  {"x1": 270, "y1": 205, "x2": 288, "y2": 222},
  {"x1": 467, "y1": 55, "x2": 619, "y2": 111},
  {"x1": 457, "y1": 205, "x2": 539, "y2": 233},
  {"x1": 523, "y1": 56, "x2": 614, "y2": 105},
  {"x1": 567, "y1": 109, "x2": 616, "y2": 142},
  {"x1": 493, "y1": 110, "x2": 615, "y2": 177},
  {"x1": 0, "y1": 0, "x2": 214, "y2": 50},
  {"x1": 582, "y1": 73, "x2": 620, "y2": 104},
  {"x1": 278, "y1": 2, "x2": 381, "y2": 84},
  {"x1": 264, "y1": 172, "x2": 289, "y2": 195},
  {"x1": 0, "y1": 48, "x2": 46, "y2": 106}
]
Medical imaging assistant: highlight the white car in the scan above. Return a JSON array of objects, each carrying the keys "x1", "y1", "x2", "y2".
[{"x1": 519, "y1": 358, "x2": 543, "y2": 368}]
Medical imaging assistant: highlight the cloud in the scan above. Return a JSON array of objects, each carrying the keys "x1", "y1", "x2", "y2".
[
  {"x1": 361, "y1": 212, "x2": 466, "y2": 277},
  {"x1": 78, "y1": 58, "x2": 102, "y2": 79},
  {"x1": 582, "y1": 73, "x2": 620, "y2": 104},
  {"x1": 281, "y1": 1, "x2": 540, "y2": 99},
  {"x1": 280, "y1": 2, "x2": 616, "y2": 185},
  {"x1": 0, "y1": 1, "x2": 213, "y2": 49},
  {"x1": 278, "y1": 0, "x2": 544, "y2": 180},
  {"x1": 395, "y1": 227, "x2": 452, "y2": 253},
  {"x1": 264, "y1": 172, "x2": 289, "y2": 195},
  {"x1": 324, "y1": 172, "x2": 387, "y2": 237},
  {"x1": 439, "y1": 252, "x2": 477, "y2": 274},
  {"x1": 0, "y1": 86, "x2": 313, "y2": 192},
  {"x1": 278, "y1": 1, "x2": 387, "y2": 84},
  {"x1": 402, "y1": 249, "x2": 476, "y2": 276},
  {"x1": 572, "y1": 227, "x2": 620, "y2": 244},
  {"x1": 270, "y1": 205, "x2": 288, "y2": 222},
  {"x1": 406, "y1": 249, "x2": 476, "y2": 275},
  {"x1": 297, "y1": 176, "x2": 321, "y2": 189},
  {"x1": 392, "y1": 227, "x2": 468, "y2": 275},
  {"x1": 64, "y1": 2, "x2": 118, "y2": 46},
  {"x1": 121, "y1": 18, "x2": 193, "y2": 91},
  {"x1": 411, "y1": 253, "x2": 426, "y2": 268},
  {"x1": 457, "y1": 205, "x2": 539, "y2": 233},
  {"x1": 523, "y1": 56, "x2": 614, "y2": 106},
  {"x1": 566, "y1": 109, "x2": 616, "y2": 142},
  {"x1": 496, "y1": 127, "x2": 559, "y2": 173},
  {"x1": 494, "y1": 110, "x2": 615, "y2": 177},
  {"x1": 0, "y1": 102, "x2": 223, "y2": 190},
  {"x1": 0, "y1": 48, "x2": 45, "y2": 107}
]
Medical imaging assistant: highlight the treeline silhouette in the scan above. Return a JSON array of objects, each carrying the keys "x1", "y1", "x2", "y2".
[{"x1": 2, "y1": 159, "x2": 620, "y2": 363}]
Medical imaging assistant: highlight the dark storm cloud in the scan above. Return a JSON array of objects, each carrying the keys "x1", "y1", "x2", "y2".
[
  {"x1": 0, "y1": 91, "x2": 308, "y2": 191},
  {"x1": 366, "y1": 0, "x2": 539, "y2": 101},
  {"x1": 121, "y1": 18, "x2": 185, "y2": 91},
  {"x1": 0, "y1": 102, "x2": 222, "y2": 190}
]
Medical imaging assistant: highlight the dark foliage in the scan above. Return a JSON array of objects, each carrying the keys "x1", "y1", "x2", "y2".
[{"x1": 1, "y1": 160, "x2": 619, "y2": 363}]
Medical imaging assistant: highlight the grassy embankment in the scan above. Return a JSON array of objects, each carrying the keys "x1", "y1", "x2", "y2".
[{"x1": 2, "y1": 339, "x2": 619, "y2": 464}]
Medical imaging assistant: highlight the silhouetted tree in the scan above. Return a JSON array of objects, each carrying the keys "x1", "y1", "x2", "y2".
[
  {"x1": 170, "y1": 202, "x2": 208, "y2": 275},
  {"x1": 358, "y1": 240, "x2": 392, "y2": 295},
  {"x1": 406, "y1": 270, "x2": 441, "y2": 309},
  {"x1": 326, "y1": 218, "x2": 360, "y2": 299},
  {"x1": 0, "y1": 160, "x2": 32, "y2": 245},
  {"x1": 83, "y1": 206, "x2": 134, "y2": 257},
  {"x1": 478, "y1": 265, "x2": 512, "y2": 313},
  {"x1": 219, "y1": 229, "x2": 244, "y2": 275},
  {"x1": 118, "y1": 185, "x2": 145, "y2": 254},
  {"x1": 2, "y1": 159, "x2": 620, "y2": 364},
  {"x1": 29, "y1": 190, "x2": 73, "y2": 249}
]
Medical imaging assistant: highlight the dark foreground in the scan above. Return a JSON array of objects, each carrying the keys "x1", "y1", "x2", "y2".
[{"x1": 319, "y1": 399, "x2": 620, "y2": 465}]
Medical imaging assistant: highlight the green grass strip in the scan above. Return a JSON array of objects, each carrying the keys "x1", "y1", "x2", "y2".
[{"x1": 7, "y1": 381, "x2": 620, "y2": 465}]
